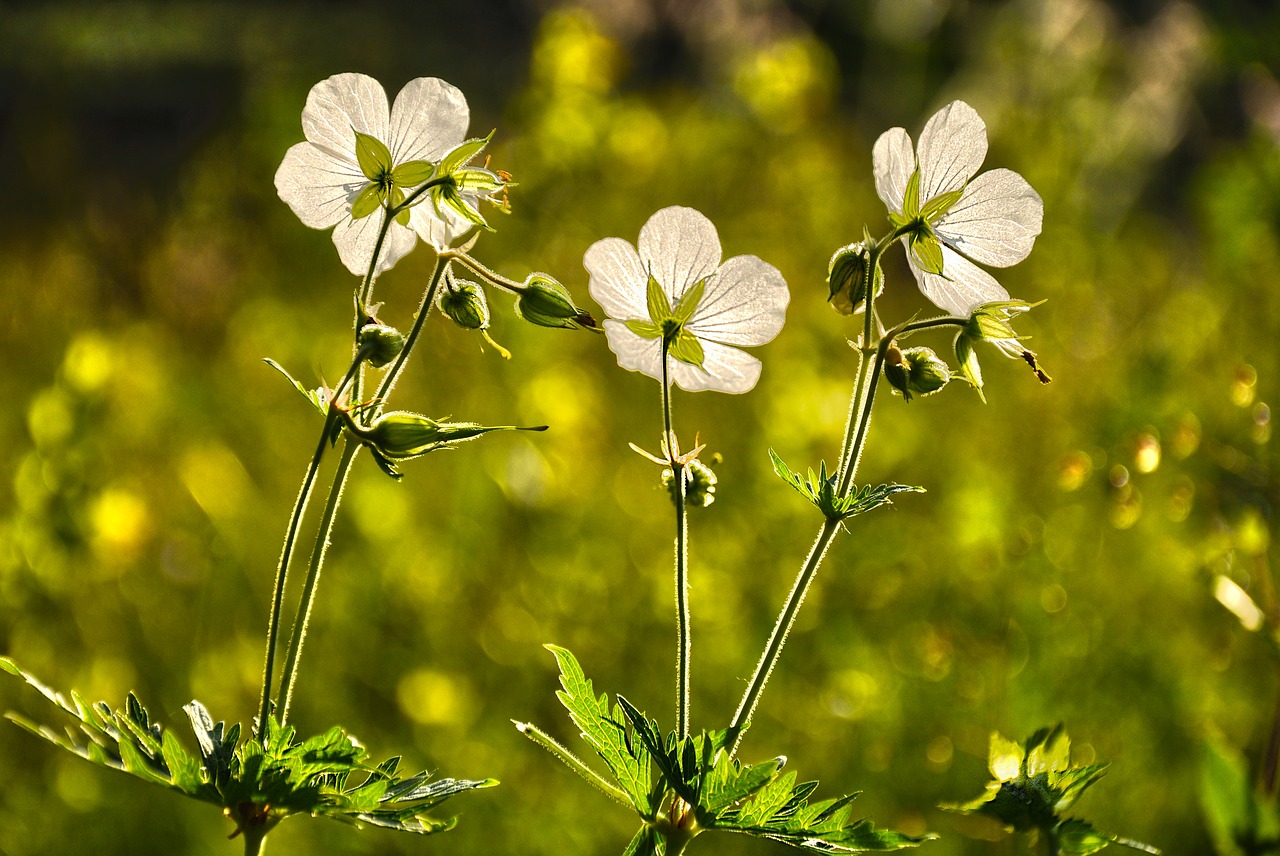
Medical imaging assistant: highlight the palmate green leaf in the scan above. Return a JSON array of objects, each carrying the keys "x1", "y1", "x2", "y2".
[
  {"x1": 544, "y1": 645, "x2": 654, "y2": 814},
  {"x1": 769, "y1": 450, "x2": 923, "y2": 524},
  {"x1": 4, "y1": 658, "x2": 493, "y2": 839}
]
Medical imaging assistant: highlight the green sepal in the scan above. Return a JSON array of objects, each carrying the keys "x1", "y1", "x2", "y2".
[
  {"x1": 394, "y1": 206, "x2": 412, "y2": 227},
  {"x1": 626, "y1": 320, "x2": 664, "y2": 339},
  {"x1": 672, "y1": 278, "x2": 705, "y2": 325},
  {"x1": 263, "y1": 358, "x2": 328, "y2": 417},
  {"x1": 350, "y1": 183, "x2": 383, "y2": 221},
  {"x1": 646, "y1": 275, "x2": 673, "y2": 324},
  {"x1": 353, "y1": 130, "x2": 393, "y2": 181},
  {"x1": 920, "y1": 186, "x2": 965, "y2": 223},
  {"x1": 668, "y1": 329, "x2": 705, "y2": 368},
  {"x1": 909, "y1": 231, "x2": 945, "y2": 276},
  {"x1": 768, "y1": 450, "x2": 923, "y2": 525},
  {"x1": 953, "y1": 334, "x2": 985, "y2": 401},
  {"x1": 392, "y1": 159, "x2": 434, "y2": 187},
  {"x1": 902, "y1": 169, "x2": 921, "y2": 218},
  {"x1": 436, "y1": 131, "x2": 493, "y2": 177}
]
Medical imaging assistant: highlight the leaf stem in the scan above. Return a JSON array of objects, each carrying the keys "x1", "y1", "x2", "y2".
[
  {"x1": 515, "y1": 721, "x2": 634, "y2": 808},
  {"x1": 241, "y1": 826, "x2": 268, "y2": 856},
  {"x1": 662, "y1": 339, "x2": 692, "y2": 740},
  {"x1": 277, "y1": 257, "x2": 450, "y2": 724}
]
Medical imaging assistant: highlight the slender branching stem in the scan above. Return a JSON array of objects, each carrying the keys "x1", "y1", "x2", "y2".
[
  {"x1": 725, "y1": 517, "x2": 840, "y2": 757},
  {"x1": 515, "y1": 721, "x2": 634, "y2": 808},
  {"x1": 451, "y1": 251, "x2": 526, "y2": 294},
  {"x1": 256, "y1": 354, "x2": 366, "y2": 738},
  {"x1": 276, "y1": 257, "x2": 450, "y2": 724},
  {"x1": 661, "y1": 339, "x2": 692, "y2": 739}
]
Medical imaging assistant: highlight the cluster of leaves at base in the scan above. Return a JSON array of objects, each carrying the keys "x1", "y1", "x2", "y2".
[
  {"x1": 2, "y1": 658, "x2": 494, "y2": 837},
  {"x1": 1201, "y1": 736, "x2": 1280, "y2": 856},
  {"x1": 945, "y1": 724, "x2": 1159, "y2": 855},
  {"x1": 769, "y1": 450, "x2": 922, "y2": 527},
  {"x1": 526, "y1": 646, "x2": 931, "y2": 855}
]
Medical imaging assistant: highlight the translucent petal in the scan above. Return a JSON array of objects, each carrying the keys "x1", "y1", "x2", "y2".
[
  {"x1": 602, "y1": 319, "x2": 663, "y2": 381},
  {"x1": 301, "y1": 73, "x2": 390, "y2": 163},
  {"x1": 686, "y1": 254, "x2": 789, "y2": 347},
  {"x1": 638, "y1": 207, "x2": 721, "y2": 305},
  {"x1": 331, "y1": 214, "x2": 418, "y2": 277},
  {"x1": 872, "y1": 127, "x2": 915, "y2": 214},
  {"x1": 407, "y1": 192, "x2": 479, "y2": 251},
  {"x1": 907, "y1": 241, "x2": 1009, "y2": 316},
  {"x1": 916, "y1": 101, "x2": 987, "y2": 203},
  {"x1": 585, "y1": 237, "x2": 647, "y2": 322},
  {"x1": 669, "y1": 339, "x2": 763, "y2": 394},
  {"x1": 275, "y1": 142, "x2": 365, "y2": 229},
  {"x1": 936, "y1": 168, "x2": 1044, "y2": 267},
  {"x1": 389, "y1": 77, "x2": 470, "y2": 166}
]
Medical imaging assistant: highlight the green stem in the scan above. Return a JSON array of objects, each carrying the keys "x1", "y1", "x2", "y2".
[
  {"x1": 276, "y1": 257, "x2": 449, "y2": 723},
  {"x1": 515, "y1": 721, "x2": 634, "y2": 808},
  {"x1": 451, "y1": 251, "x2": 526, "y2": 294},
  {"x1": 256, "y1": 354, "x2": 365, "y2": 738},
  {"x1": 661, "y1": 339, "x2": 691, "y2": 739},
  {"x1": 725, "y1": 517, "x2": 840, "y2": 757},
  {"x1": 241, "y1": 826, "x2": 267, "y2": 856}
]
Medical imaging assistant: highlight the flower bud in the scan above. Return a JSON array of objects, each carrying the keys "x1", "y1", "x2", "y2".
[
  {"x1": 827, "y1": 242, "x2": 882, "y2": 316},
  {"x1": 515, "y1": 274, "x2": 598, "y2": 331},
  {"x1": 884, "y1": 346, "x2": 950, "y2": 402},
  {"x1": 357, "y1": 322, "x2": 406, "y2": 368},
  {"x1": 438, "y1": 280, "x2": 491, "y2": 331},
  {"x1": 662, "y1": 458, "x2": 719, "y2": 509}
]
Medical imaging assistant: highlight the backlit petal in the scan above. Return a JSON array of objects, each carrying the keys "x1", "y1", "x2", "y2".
[
  {"x1": 687, "y1": 254, "x2": 788, "y2": 347},
  {"x1": 407, "y1": 195, "x2": 479, "y2": 251},
  {"x1": 916, "y1": 101, "x2": 987, "y2": 203},
  {"x1": 275, "y1": 142, "x2": 365, "y2": 229},
  {"x1": 602, "y1": 319, "x2": 663, "y2": 380},
  {"x1": 638, "y1": 207, "x2": 721, "y2": 305},
  {"x1": 907, "y1": 241, "x2": 1009, "y2": 316},
  {"x1": 936, "y1": 168, "x2": 1044, "y2": 267},
  {"x1": 669, "y1": 339, "x2": 763, "y2": 394},
  {"x1": 331, "y1": 215, "x2": 418, "y2": 277},
  {"x1": 301, "y1": 73, "x2": 390, "y2": 163},
  {"x1": 585, "y1": 237, "x2": 647, "y2": 321},
  {"x1": 872, "y1": 127, "x2": 915, "y2": 214},
  {"x1": 389, "y1": 77, "x2": 470, "y2": 166}
]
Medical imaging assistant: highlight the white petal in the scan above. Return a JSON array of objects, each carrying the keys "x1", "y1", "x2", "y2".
[
  {"x1": 406, "y1": 196, "x2": 480, "y2": 252},
  {"x1": 686, "y1": 254, "x2": 789, "y2": 347},
  {"x1": 331, "y1": 215, "x2": 418, "y2": 277},
  {"x1": 638, "y1": 207, "x2": 722, "y2": 305},
  {"x1": 872, "y1": 127, "x2": 915, "y2": 214},
  {"x1": 585, "y1": 237, "x2": 647, "y2": 321},
  {"x1": 301, "y1": 73, "x2": 390, "y2": 163},
  {"x1": 916, "y1": 101, "x2": 987, "y2": 203},
  {"x1": 936, "y1": 168, "x2": 1044, "y2": 268},
  {"x1": 275, "y1": 142, "x2": 365, "y2": 229},
  {"x1": 669, "y1": 339, "x2": 763, "y2": 394},
  {"x1": 907, "y1": 241, "x2": 1009, "y2": 316},
  {"x1": 389, "y1": 77, "x2": 470, "y2": 165},
  {"x1": 602, "y1": 319, "x2": 663, "y2": 381}
]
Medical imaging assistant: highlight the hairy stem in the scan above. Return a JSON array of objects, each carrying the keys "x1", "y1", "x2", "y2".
[
  {"x1": 662, "y1": 340, "x2": 692, "y2": 739},
  {"x1": 276, "y1": 257, "x2": 449, "y2": 723}
]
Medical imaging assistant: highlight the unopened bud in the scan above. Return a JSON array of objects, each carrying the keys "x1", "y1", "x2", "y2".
[
  {"x1": 827, "y1": 242, "x2": 882, "y2": 316},
  {"x1": 438, "y1": 280, "x2": 491, "y2": 330},
  {"x1": 357, "y1": 323, "x2": 406, "y2": 368},
  {"x1": 884, "y1": 346, "x2": 950, "y2": 402},
  {"x1": 515, "y1": 274, "x2": 598, "y2": 330}
]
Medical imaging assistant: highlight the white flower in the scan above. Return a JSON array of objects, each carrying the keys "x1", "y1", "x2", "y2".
[
  {"x1": 872, "y1": 100, "x2": 1044, "y2": 316},
  {"x1": 274, "y1": 73, "x2": 492, "y2": 277},
  {"x1": 585, "y1": 206, "x2": 789, "y2": 394}
]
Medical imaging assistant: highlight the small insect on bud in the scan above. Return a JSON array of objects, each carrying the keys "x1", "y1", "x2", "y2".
[
  {"x1": 661, "y1": 456, "x2": 720, "y2": 509},
  {"x1": 884, "y1": 346, "x2": 950, "y2": 402},
  {"x1": 515, "y1": 274, "x2": 598, "y2": 331},
  {"x1": 357, "y1": 322, "x2": 406, "y2": 368},
  {"x1": 827, "y1": 242, "x2": 883, "y2": 316}
]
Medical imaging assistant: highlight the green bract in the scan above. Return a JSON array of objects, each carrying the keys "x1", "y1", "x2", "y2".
[
  {"x1": 342, "y1": 409, "x2": 547, "y2": 479},
  {"x1": 769, "y1": 450, "x2": 923, "y2": 526},
  {"x1": 945, "y1": 725, "x2": 1160, "y2": 856},
  {"x1": 516, "y1": 273, "x2": 599, "y2": 330},
  {"x1": 1, "y1": 658, "x2": 494, "y2": 847},
  {"x1": 519, "y1": 647, "x2": 933, "y2": 855}
]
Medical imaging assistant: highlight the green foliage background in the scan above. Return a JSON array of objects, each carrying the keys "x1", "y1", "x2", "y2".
[{"x1": 1, "y1": 1, "x2": 1278, "y2": 854}]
